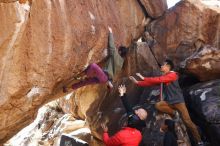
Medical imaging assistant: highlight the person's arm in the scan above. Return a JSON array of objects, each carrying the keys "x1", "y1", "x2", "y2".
[
  {"x1": 137, "y1": 72, "x2": 178, "y2": 87},
  {"x1": 108, "y1": 26, "x2": 116, "y2": 56},
  {"x1": 118, "y1": 85, "x2": 133, "y2": 114},
  {"x1": 121, "y1": 94, "x2": 133, "y2": 114},
  {"x1": 103, "y1": 131, "x2": 122, "y2": 146}
]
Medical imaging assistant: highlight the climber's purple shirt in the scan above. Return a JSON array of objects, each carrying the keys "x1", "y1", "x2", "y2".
[{"x1": 72, "y1": 63, "x2": 108, "y2": 90}]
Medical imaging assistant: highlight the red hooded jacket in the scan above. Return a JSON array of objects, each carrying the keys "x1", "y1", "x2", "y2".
[
  {"x1": 136, "y1": 71, "x2": 185, "y2": 104},
  {"x1": 103, "y1": 127, "x2": 142, "y2": 146}
]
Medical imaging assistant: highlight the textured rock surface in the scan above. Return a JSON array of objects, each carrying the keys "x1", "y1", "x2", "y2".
[
  {"x1": 6, "y1": 101, "x2": 103, "y2": 146},
  {"x1": 184, "y1": 80, "x2": 220, "y2": 146},
  {"x1": 0, "y1": 0, "x2": 148, "y2": 143},
  {"x1": 145, "y1": 0, "x2": 220, "y2": 80},
  {"x1": 183, "y1": 45, "x2": 220, "y2": 81},
  {"x1": 0, "y1": 0, "x2": 17, "y2": 3},
  {"x1": 139, "y1": 0, "x2": 167, "y2": 18}
]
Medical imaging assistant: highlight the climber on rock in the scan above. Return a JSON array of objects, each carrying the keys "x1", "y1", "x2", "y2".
[
  {"x1": 100, "y1": 84, "x2": 147, "y2": 146},
  {"x1": 129, "y1": 59, "x2": 204, "y2": 146},
  {"x1": 63, "y1": 27, "x2": 127, "y2": 93}
]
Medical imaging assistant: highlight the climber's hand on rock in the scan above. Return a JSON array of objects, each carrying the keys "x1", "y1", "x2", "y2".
[
  {"x1": 129, "y1": 76, "x2": 138, "y2": 84},
  {"x1": 101, "y1": 123, "x2": 108, "y2": 132},
  {"x1": 118, "y1": 85, "x2": 126, "y2": 96},
  {"x1": 107, "y1": 81, "x2": 113, "y2": 89},
  {"x1": 108, "y1": 26, "x2": 112, "y2": 33}
]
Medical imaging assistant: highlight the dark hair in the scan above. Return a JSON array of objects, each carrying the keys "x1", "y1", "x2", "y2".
[
  {"x1": 127, "y1": 114, "x2": 146, "y2": 131},
  {"x1": 164, "y1": 59, "x2": 174, "y2": 70},
  {"x1": 118, "y1": 46, "x2": 128, "y2": 58},
  {"x1": 164, "y1": 119, "x2": 177, "y2": 138}
]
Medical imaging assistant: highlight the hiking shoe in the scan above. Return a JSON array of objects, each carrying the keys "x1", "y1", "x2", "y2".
[
  {"x1": 173, "y1": 111, "x2": 180, "y2": 122},
  {"x1": 63, "y1": 85, "x2": 68, "y2": 93},
  {"x1": 197, "y1": 141, "x2": 205, "y2": 146},
  {"x1": 73, "y1": 76, "x2": 82, "y2": 80}
]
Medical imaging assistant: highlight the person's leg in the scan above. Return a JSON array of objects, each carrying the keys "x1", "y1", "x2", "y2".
[
  {"x1": 173, "y1": 103, "x2": 202, "y2": 143},
  {"x1": 155, "y1": 101, "x2": 175, "y2": 116},
  {"x1": 62, "y1": 64, "x2": 98, "y2": 93},
  {"x1": 75, "y1": 63, "x2": 98, "y2": 79},
  {"x1": 71, "y1": 77, "x2": 99, "y2": 90}
]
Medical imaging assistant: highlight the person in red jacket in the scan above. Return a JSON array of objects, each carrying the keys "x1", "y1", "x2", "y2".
[
  {"x1": 101, "y1": 118, "x2": 142, "y2": 146},
  {"x1": 129, "y1": 59, "x2": 204, "y2": 146}
]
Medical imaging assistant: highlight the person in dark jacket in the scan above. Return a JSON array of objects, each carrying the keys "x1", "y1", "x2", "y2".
[
  {"x1": 161, "y1": 119, "x2": 178, "y2": 146},
  {"x1": 118, "y1": 85, "x2": 147, "y2": 131},
  {"x1": 101, "y1": 85, "x2": 147, "y2": 146},
  {"x1": 129, "y1": 59, "x2": 204, "y2": 146},
  {"x1": 63, "y1": 27, "x2": 126, "y2": 92}
]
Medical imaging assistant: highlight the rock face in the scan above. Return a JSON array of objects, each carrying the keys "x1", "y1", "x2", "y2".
[
  {"x1": 145, "y1": 0, "x2": 220, "y2": 81},
  {"x1": 0, "y1": 0, "x2": 151, "y2": 143},
  {"x1": 139, "y1": 0, "x2": 167, "y2": 18},
  {"x1": 183, "y1": 45, "x2": 220, "y2": 81},
  {"x1": 0, "y1": 0, "x2": 169, "y2": 143},
  {"x1": 184, "y1": 80, "x2": 220, "y2": 146},
  {"x1": 6, "y1": 101, "x2": 103, "y2": 146}
]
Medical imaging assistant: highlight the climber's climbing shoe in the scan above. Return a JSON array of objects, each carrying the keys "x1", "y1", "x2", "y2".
[{"x1": 63, "y1": 85, "x2": 68, "y2": 93}]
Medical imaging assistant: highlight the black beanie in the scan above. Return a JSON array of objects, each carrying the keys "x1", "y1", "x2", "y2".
[{"x1": 127, "y1": 114, "x2": 146, "y2": 131}]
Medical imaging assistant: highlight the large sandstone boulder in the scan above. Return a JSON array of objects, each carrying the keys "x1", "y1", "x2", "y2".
[
  {"x1": 183, "y1": 45, "x2": 220, "y2": 81},
  {"x1": 0, "y1": 0, "x2": 17, "y2": 3},
  {"x1": 0, "y1": 0, "x2": 149, "y2": 143},
  {"x1": 139, "y1": 0, "x2": 167, "y2": 18},
  {"x1": 184, "y1": 80, "x2": 220, "y2": 145},
  {"x1": 6, "y1": 101, "x2": 103, "y2": 146},
  {"x1": 1, "y1": 0, "x2": 219, "y2": 145},
  {"x1": 144, "y1": 0, "x2": 220, "y2": 81}
]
